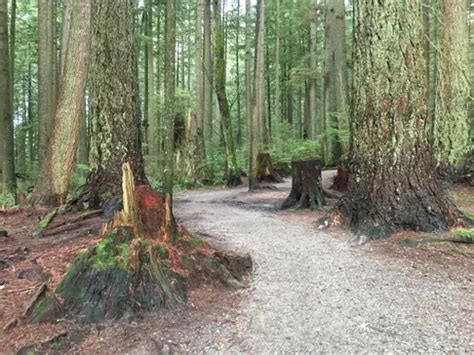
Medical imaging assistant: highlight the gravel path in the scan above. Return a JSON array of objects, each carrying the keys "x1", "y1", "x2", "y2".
[{"x1": 173, "y1": 172, "x2": 474, "y2": 353}]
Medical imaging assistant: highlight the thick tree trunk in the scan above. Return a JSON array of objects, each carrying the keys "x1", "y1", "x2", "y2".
[
  {"x1": 341, "y1": 0, "x2": 459, "y2": 239},
  {"x1": 83, "y1": 0, "x2": 146, "y2": 208},
  {"x1": 29, "y1": 0, "x2": 92, "y2": 206},
  {"x1": 281, "y1": 160, "x2": 324, "y2": 210},
  {"x1": 432, "y1": 0, "x2": 469, "y2": 165},
  {"x1": 143, "y1": 0, "x2": 153, "y2": 155},
  {"x1": 273, "y1": 0, "x2": 281, "y2": 125}
]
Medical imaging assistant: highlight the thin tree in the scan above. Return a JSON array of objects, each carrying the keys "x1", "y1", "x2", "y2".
[
  {"x1": 341, "y1": 0, "x2": 459, "y2": 239},
  {"x1": 37, "y1": 0, "x2": 56, "y2": 166},
  {"x1": 162, "y1": 0, "x2": 177, "y2": 239},
  {"x1": 29, "y1": 0, "x2": 92, "y2": 206},
  {"x1": 322, "y1": 0, "x2": 349, "y2": 165},
  {"x1": 0, "y1": 0, "x2": 15, "y2": 195},
  {"x1": 203, "y1": 0, "x2": 213, "y2": 143},
  {"x1": 249, "y1": 0, "x2": 265, "y2": 191},
  {"x1": 213, "y1": 0, "x2": 242, "y2": 186}
]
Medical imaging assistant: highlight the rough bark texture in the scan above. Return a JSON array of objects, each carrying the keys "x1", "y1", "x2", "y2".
[
  {"x1": 84, "y1": 0, "x2": 146, "y2": 208},
  {"x1": 281, "y1": 160, "x2": 324, "y2": 210},
  {"x1": 0, "y1": 0, "x2": 15, "y2": 195},
  {"x1": 341, "y1": 0, "x2": 458, "y2": 239},
  {"x1": 322, "y1": 0, "x2": 349, "y2": 165},
  {"x1": 29, "y1": 0, "x2": 92, "y2": 206},
  {"x1": 432, "y1": 0, "x2": 470, "y2": 165},
  {"x1": 38, "y1": 0, "x2": 56, "y2": 167}
]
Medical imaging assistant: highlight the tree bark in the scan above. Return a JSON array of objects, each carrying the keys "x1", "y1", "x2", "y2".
[
  {"x1": 249, "y1": 0, "x2": 265, "y2": 191},
  {"x1": 341, "y1": 0, "x2": 458, "y2": 239},
  {"x1": 322, "y1": 0, "x2": 349, "y2": 166},
  {"x1": 0, "y1": 0, "x2": 15, "y2": 195},
  {"x1": 38, "y1": 0, "x2": 56, "y2": 168},
  {"x1": 432, "y1": 0, "x2": 470, "y2": 165},
  {"x1": 203, "y1": 0, "x2": 213, "y2": 143},
  {"x1": 213, "y1": 0, "x2": 242, "y2": 186},
  {"x1": 29, "y1": 0, "x2": 92, "y2": 206},
  {"x1": 84, "y1": 0, "x2": 146, "y2": 208}
]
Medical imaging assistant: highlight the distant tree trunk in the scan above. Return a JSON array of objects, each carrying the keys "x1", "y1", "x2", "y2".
[
  {"x1": 274, "y1": 0, "x2": 281, "y2": 125},
  {"x1": 38, "y1": 0, "x2": 56, "y2": 167},
  {"x1": 249, "y1": 0, "x2": 265, "y2": 191},
  {"x1": 27, "y1": 50, "x2": 34, "y2": 163},
  {"x1": 29, "y1": 0, "x2": 92, "y2": 206},
  {"x1": 203, "y1": 0, "x2": 213, "y2": 143},
  {"x1": 83, "y1": 0, "x2": 146, "y2": 208},
  {"x1": 59, "y1": 0, "x2": 72, "y2": 78},
  {"x1": 235, "y1": 0, "x2": 242, "y2": 146},
  {"x1": 195, "y1": 0, "x2": 206, "y2": 157},
  {"x1": 432, "y1": 0, "x2": 470, "y2": 165},
  {"x1": 322, "y1": 0, "x2": 349, "y2": 165},
  {"x1": 77, "y1": 102, "x2": 88, "y2": 165},
  {"x1": 244, "y1": 0, "x2": 252, "y2": 145},
  {"x1": 213, "y1": 0, "x2": 242, "y2": 186},
  {"x1": 265, "y1": 41, "x2": 272, "y2": 140},
  {"x1": 341, "y1": 0, "x2": 459, "y2": 239},
  {"x1": 0, "y1": 0, "x2": 15, "y2": 195},
  {"x1": 143, "y1": 0, "x2": 153, "y2": 155},
  {"x1": 308, "y1": 0, "x2": 317, "y2": 140},
  {"x1": 161, "y1": 0, "x2": 176, "y2": 238}
]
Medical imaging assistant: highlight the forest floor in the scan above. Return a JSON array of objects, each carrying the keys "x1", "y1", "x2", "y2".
[{"x1": 0, "y1": 171, "x2": 473, "y2": 353}]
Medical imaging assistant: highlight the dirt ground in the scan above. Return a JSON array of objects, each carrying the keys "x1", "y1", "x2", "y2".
[{"x1": 0, "y1": 171, "x2": 473, "y2": 353}]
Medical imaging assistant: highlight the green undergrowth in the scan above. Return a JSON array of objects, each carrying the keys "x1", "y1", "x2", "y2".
[{"x1": 452, "y1": 228, "x2": 474, "y2": 241}]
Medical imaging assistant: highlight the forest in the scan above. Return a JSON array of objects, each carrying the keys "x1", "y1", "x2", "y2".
[{"x1": 0, "y1": 0, "x2": 473, "y2": 352}]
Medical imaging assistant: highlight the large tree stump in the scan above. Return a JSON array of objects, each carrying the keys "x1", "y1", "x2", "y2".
[
  {"x1": 256, "y1": 153, "x2": 283, "y2": 183},
  {"x1": 281, "y1": 160, "x2": 325, "y2": 210},
  {"x1": 33, "y1": 163, "x2": 250, "y2": 323}
]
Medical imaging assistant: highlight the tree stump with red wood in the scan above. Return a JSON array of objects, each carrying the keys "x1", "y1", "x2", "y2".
[{"x1": 281, "y1": 160, "x2": 325, "y2": 210}]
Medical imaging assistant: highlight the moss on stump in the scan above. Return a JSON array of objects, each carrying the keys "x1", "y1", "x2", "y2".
[{"x1": 55, "y1": 226, "x2": 185, "y2": 322}]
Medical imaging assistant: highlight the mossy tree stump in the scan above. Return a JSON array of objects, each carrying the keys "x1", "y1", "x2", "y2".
[
  {"x1": 281, "y1": 160, "x2": 325, "y2": 210},
  {"x1": 256, "y1": 153, "x2": 283, "y2": 183},
  {"x1": 31, "y1": 163, "x2": 250, "y2": 323}
]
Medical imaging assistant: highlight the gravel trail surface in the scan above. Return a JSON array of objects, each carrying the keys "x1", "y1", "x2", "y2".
[{"x1": 172, "y1": 172, "x2": 473, "y2": 353}]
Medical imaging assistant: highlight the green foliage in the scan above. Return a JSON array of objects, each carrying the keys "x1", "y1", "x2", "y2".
[
  {"x1": 38, "y1": 208, "x2": 57, "y2": 229},
  {"x1": 0, "y1": 193, "x2": 15, "y2": 207},
  {"x1": 452, "y1": 228, "x2": 474, "y2": 241}
]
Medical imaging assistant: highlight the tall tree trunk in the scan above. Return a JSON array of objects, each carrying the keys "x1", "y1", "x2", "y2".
[
  {"x1": 77, "y1": 101, "x2": 89, "y2": 165},
  {"x1": 27, "y1": 49, "x2": 34, "y2": 163},
  {"x1": 38, "y1": 0, "x2": 56, "y2": 167},
  {"x1": 341, "y1": 0, "x2": 458, "y2": 239},
  {"x1": 274, "y1": 0, "x2": 281, "y2": 125},
  {"x1": 244, "y1": 0, "x2": 252, "y2": 145},
  {"x1": 203, "y1": 0, "x2": 213, "y2": 143},
  {"x1": 322, "y1": 0, "x2": 349, "y2": 165},
  {"x1": 249, "y1": 0, "x2": 265, "y2": 191},
  {"x1": 161, "y1": 0, "x2": 176, "y2": 240},
  {"x1": 308, "y1": 0, "x2": 317, "y2": 140},
  {"x1": 195, "y1": 0, "x2": 206, "y2": 157},
  {"x1": 0, "y1": 0, "x2": 15, "y2": 195},
  {"x1": 143, "y1": 0, "x2": 153, "y2": 155},
  {"x1": 213, "y1": 0, "x2": 241, "y2": 186},
  {"x1": 432, "y1": 0, "x2": 470, "y2": 165},
  {"x1": 235, "y1": 0, "x2": 242, "y2": 146},
  {"x1": 59, "y1": 0, "x2": 72, "y2": 78},
  {"x1": 84, "y1": 0, "x2": 146, "y2": 208},
  {"x1": 29, "y1": 0, "x2": 92, "y2": 206}
]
